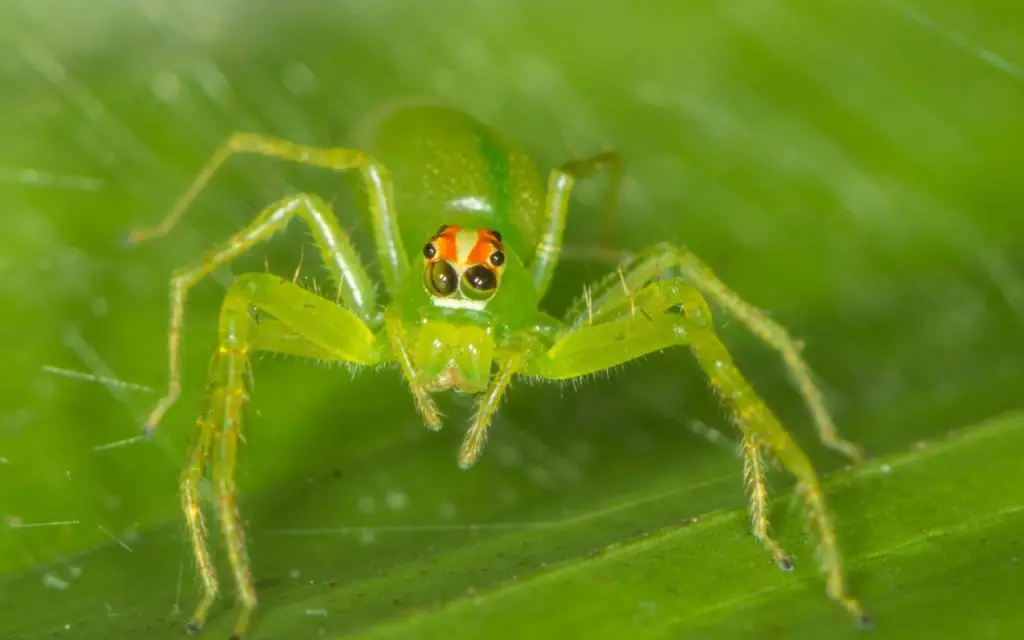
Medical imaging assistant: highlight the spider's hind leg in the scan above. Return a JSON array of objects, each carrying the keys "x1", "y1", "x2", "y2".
[
  {"x1": 138, "y1": 191, "x2": 381, "y2": 439},
  {"x1": 179, "y1": 272, "x2": 383, "y2": 638},
  {"x1": 575, "y1": 243, "x2": 864, "y2": 463},
  {"x1": 670, "y1": 246, "x2": 864, "y2": 463},
  {"x1": 668, "y1": 281, "x2": 868, "y2": 624},
  {"x1": 555, "y1": 265, "x2": 867, "y2": 623},
  {"x1": 181, "y1": 290, "x2": 258, "y2": 638},
  {"x1": 179, "y1": 389, "x2": 219, "y2": 634}
]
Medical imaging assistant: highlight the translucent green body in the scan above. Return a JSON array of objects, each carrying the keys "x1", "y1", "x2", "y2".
[
  {"x1": 128, "y1": 103, "x2": 869, "y2": 638},
  {"x1": 362, "y1": 104, "x2": 546, "y2": 260},
  {"x1": 360, "y1": 105, "x2": 590, "y2": 391},
  {"x1": 362, "y1": 106, "x2": 551, "y2": 353}
]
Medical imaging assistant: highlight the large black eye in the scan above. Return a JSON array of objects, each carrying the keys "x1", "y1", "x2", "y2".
[
  {"x1": 464, "y1": 265, "x2": 497, "y2": 291},
  {"x1": 460, "y1": 265, "x2": 498, "y2": 301},
  {"x1": 424, "y1": 261, "x2": 458, "y2": 296},
  {"x1": 489, "y1": 251, "x2": 505, "y2": 267},
  {"x1": 423, "y1": 242, "x2": 437, "y2": 259}
]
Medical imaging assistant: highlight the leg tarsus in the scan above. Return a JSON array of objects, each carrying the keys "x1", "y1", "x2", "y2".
[
  {"x1": 180, "y1": 407, "x2": 219, "y2": 631},
  {"x1": 799, "y1": 481, "x2": 868, "y2": 623},
  {"x1": 742, "y1": 434, "x2": 794, "y2": 572},
  {"x1": 821, "y1": 430, "x2": 865, "y2": 463},
  {"x1": 459, "y1": 354, "x2": 522, "y2": 468},
  {"x1": 776, "y1": 554, "x2": 795, "y2": 572}
]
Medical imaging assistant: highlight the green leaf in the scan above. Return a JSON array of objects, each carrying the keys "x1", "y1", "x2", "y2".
[
  {"x1": 2, "y1": 0, "x2": 1022, "y2": 639},
  {"x1": 4, "y1": 412, "x2": 1022, "y2": 639}
]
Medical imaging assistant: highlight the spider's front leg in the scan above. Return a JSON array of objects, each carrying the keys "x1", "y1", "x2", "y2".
[
  {"x1": 571, "y1": 243, "x2": 864, "y2": 463},
  {"x1": 128, "y1": 133, "x2": 417, "y2": 437},
  {"x1": 183, "y1": 273, "x2": 382, "y2": 638},
  {"x1": 522, "y1": 269, "x2": 868, "y2": 625}
]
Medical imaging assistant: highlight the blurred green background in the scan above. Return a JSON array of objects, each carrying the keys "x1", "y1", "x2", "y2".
[{"x1": 1, "y1": 0, "x2": 1023, "y2": 638}]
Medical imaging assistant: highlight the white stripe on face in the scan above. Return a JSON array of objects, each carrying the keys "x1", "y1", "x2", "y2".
[
  {"x1": 454, "y1": 228, "x2": 479, "y2": 266},
  {"x1": 431, "y1": 296, "x2": 488, "y2": 311}
]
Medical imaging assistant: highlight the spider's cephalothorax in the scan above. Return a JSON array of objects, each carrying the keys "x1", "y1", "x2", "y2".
[
  {"x1": 421, "y1": 224, "x2": 506, "y2": 310},
  {"x1": 414, "y1": 224, "x2": 508, "y2": 394},
  {"x1": 129, "y1": 103, "x2": 870, "y2": 638}
]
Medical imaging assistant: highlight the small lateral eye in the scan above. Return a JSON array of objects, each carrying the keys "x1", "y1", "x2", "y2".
[
  {"x1": 489, "y1": 251, "x2": 505, "y2": 267},
  {"x1": 423, "y1": 242, "x2": 437, "y2": 259},
  {"x1": 490, "y1": 229, "x2": 502, "y2": 242}
]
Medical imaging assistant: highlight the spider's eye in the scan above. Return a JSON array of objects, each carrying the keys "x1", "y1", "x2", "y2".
[
  {"x1": 489, "y1": 251, "x2": 505, "y2": 267},
  {"x1": 423, "y1": 242, "x2": 437, "y2": 259},
  {"x1": 424, "y1": 261, "x2": 458, "y2": 296},
  {"x1": 490, "y1": 229, "x2": 502, "y2": 242},
  {"x1": 460, "y1": 265, "x2": 498, "y2": 301}
]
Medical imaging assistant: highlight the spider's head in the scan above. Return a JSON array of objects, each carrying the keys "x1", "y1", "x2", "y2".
[{"x1": 421, "y1": 224, "x2": 506, "y2": 311}]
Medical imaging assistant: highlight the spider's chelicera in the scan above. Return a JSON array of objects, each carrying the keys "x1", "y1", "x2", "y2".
[{"x1": 127, "y1": 104, "x2": 869, "y2": 638}]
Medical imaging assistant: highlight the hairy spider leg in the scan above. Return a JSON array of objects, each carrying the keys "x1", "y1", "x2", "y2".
[
  {"x1": 458, "y1": 352, "x2": 524, "y2": 468},
  {"x1": 130, "y1": 185, "x2": 397, "y2": 436},
  {"x1": 521, "y1": 252, "x2": 866, "y2": 624},
  {"x1": 127, "y1": 132, "x2": 409, "y2": 293},
  {"x1": 181, "y1": 285, "x2": 256, "y2": 639},
  {"x1": 625, "y1": 280, "x2": 809, "y2": 574},
  {"x1": 531, "y1": 151, "x2": 622, "y2": 298},
  {"x1": 179, "y1": 380, "x2": 218, "y2": 633},
  {"x1": 182, "y1": 272, "x2": 382, "y2": 638},
  {"x1": 565, "y1": 243, "x2": 864, "y2": 463},
  {"x1": 662, "y1": 278, "x2": 865, "y2": 623},
  {"x1": 384, "y1": 308, "x2": 443, "y2": 431},
  {"x1": 742, "y1": 432, "x2": 793, "y2": 570}
]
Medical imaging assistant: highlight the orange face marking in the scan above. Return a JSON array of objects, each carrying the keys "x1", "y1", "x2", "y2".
[
  {"x1": 431, "y1": 225, "x2": 461, "y2": 263},
  {"x1": 467, "y1": 229, "x2": 501, "y2": 266},
  {"x1": 426, "y1": 225, "x2": 504, "y2": 272},
  {"x1": 422, "y1": 224, "x2": 506, "y2": 307}
]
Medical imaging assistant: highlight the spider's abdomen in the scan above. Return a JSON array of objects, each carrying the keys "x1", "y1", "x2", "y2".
[{"x1": 354, "y1": 103, "x2": 547, "y2": 262}]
